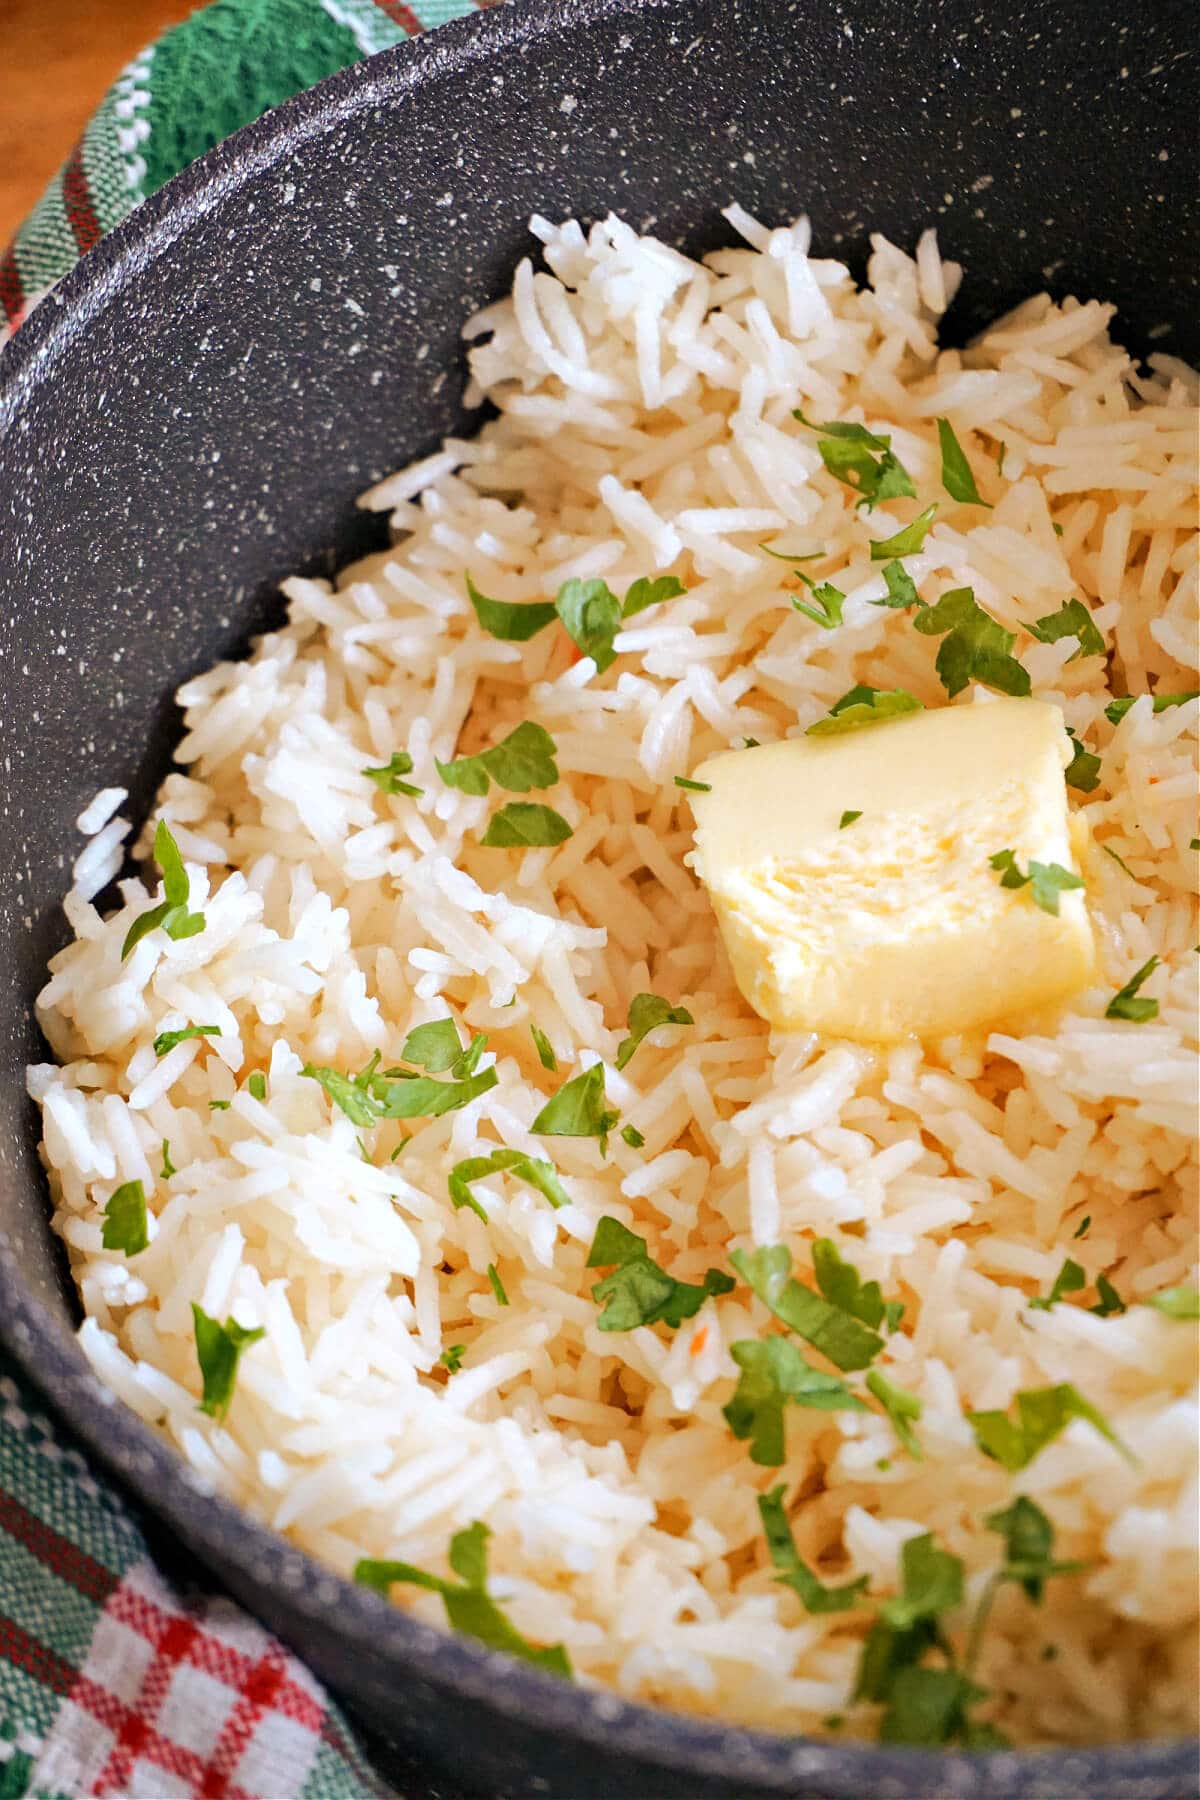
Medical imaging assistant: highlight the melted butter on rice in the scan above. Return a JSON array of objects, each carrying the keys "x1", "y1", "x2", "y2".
[{"x1": 29, "y1": 209, "x2": 1199, "y2": 1746}]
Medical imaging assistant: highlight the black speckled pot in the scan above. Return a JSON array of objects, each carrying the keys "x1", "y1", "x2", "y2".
[{"x1": 0, "y1": 1, "x2": 1196, "y2": 1794}]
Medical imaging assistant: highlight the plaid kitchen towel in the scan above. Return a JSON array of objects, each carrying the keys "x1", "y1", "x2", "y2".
[
  {"x1": 0, "y1": 1347, "x2": 393, "y2": 1799},
  {"x1": 1, "y1": 0, "x2": 490, "y2": 334},
  {"x1": 1, "y1": 3, "x2": 490, "y2": 1793}
]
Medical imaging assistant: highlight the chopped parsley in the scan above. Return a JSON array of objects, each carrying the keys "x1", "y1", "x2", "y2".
[
  {"x1": 448, "y1": 1147, "x2": 570, "y2": 1221},
  {"x1": 869, "y1": 504, "x2": 938, "y2": 562},
  {"x1": 153, "y1": 1024, "x2": 220, "y2": 1059},
  {"x1": 355, "y1": 1521, "x2": 571, "y2": 1677},
  {"x1": 554, "y1": 577, "x2": 623, "y2": 672},
  {"x1": 731, "y1": 1243, "x2": 885, "y2": 1372},
  {"x1": 621, "y1": 574, "x2": 687, "y2": 619},
  {"x1": 466, "y1": 575, "x2": 557, "y2": 641},
  {"x1": 209, "y1": 1099, "x2": 230, "y2": 1111},
  {"x1": 805, "y1": 685, "x2": 924, "y2": 737},
  {"x1": 160, "y1": 1139, "x2": 176, "y2": 1180},
  {"x1": 872, "y1": 560, "x2": 921, "y2": 610},
  {"x1": 1090, "y1": 1273, "x2": 1126, "y2": 1318},
  {"x1": 812, "y1": 1238, "x2": 904, "y2": 1333},
  {"x1": 723, "y1": 1336, "x2": 867, "y2": 1465},
  {"x1": 865, "y1": 1369, "x2": 923, "y2": 1460},
  {"x1": 400, "y1": 1018, "x2": 481, "y2": 1076},
  {"x1": 792, "y1": 412, "x2": 916, "y2": 512},
  {"x1": 984, "y1": 1496, "x2": 1085, "y2": 1605},
  {"x1": 1029, "y1": 1258, "x2": 1085, "y2": 1311},
  {"x1": 531, "y1": 1062, "x2": 619, "y2": 1153},
  {"x1": 760, "y1": 542, "x2": 823, "y2": 565},
  {"x1": 673, "y1": 775, "x2": 712, "y2": 793},
  {"x1": 1104, "y1": 955, "x2": 1160, "y2": 1022},
  {"x1": 486, "y1": 1263, "x2": 509, "y2": 1307},
  {"x1": 968, "y1": 1382, "x2": 1130, "y2": 1470},
  {"x1": 363, "y1": 751, "x2": 423, "y2": 797},
  {"x1": 620, "y1": 1124, "x2": 646, "y2": 1149},
  {"x1": 586, "y1": 1216, "x2": 733, "y2": 1332},
  {"x1": 1145, "y1": 1285, "x2": 1199, "y2": 1320},
  {"x1": 758, "y1": 1484, "x2": 868, "y2": 1613},
  {"x1": 101, "y1": 1180, "x2": 149, "y2": 1257},
  {"x1": 302, "y1": 1040, "x2": 498, "y2": 1128},
  {"x1": 191, "y1": 1304, "x2": 265, "y2": 1422},
  {"x1": 120, "y1": 820, "x2": 207, "y2": 960},
  {"x1": 615, "y1": 993, "x2": 693, "y2": 1072},
  {"x1": 988, "y1": 849, "x2": 1084, "y2": 916},
  {"x1": 936, "y1": 419, "x2": 991, "y2": 508},
  {"x1": 1072, "y1": 1215, "x2": 1091, "y2": 1239},
  {"x1": 440, "y1": 1345, "x2": 466, "y2": 1373},
  {"x1": 854, "y1": 1505, "x2": 1082, "y2": 1748},
  {"x1": 479, "y1": 803, "x2": 572, "y2": 848},
  {"x1": 1101, "y1": 842, "x2": 1136, "y2": 878},
  {"x1": 839, "y1": 810, "x2": 862, "y2": 829},
  {"x1": 529, "y1": 1024, "x2": 557, "y2": 1071},
  {"x1": 1028, "y1": 598, "x2": 1105, "y2": 661},
  {"x1": 913, "y1": 587, "x2": 1030, "y2": 697},
  {"x1": 436, "y1": 721, "x2": 558, "y2": 796},
  {"x1": 247, "y1": 1071, "x2": 267, "y2": 1102},
  {"x1": 1064, "y1": 727, "x2": 1102, "y2": 793},
  {"x1": 1105, "y1": 689, "x2": 1199, "y2": 725},
  {"x1": 792, "y1": 576, "x2": 845, "y2": 630}
]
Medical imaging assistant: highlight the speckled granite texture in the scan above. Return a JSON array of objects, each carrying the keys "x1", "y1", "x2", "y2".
[{"x1": 0, "y1": 0, "x2": 1196, "y2": 1794}]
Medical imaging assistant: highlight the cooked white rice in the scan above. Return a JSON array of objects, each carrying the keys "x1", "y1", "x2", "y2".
[{"x1": 30, "y1": 209, "x2": 1199, "y2": 1746}]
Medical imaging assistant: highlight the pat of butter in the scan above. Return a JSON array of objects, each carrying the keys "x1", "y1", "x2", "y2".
[{"x1": 688, "y1": 699, "x2": 1095, "y2": 1043}]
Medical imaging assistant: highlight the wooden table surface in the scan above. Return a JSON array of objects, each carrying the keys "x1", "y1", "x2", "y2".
[{"x1": 1, "y1": 0, "x2": 199, "y2": 245}]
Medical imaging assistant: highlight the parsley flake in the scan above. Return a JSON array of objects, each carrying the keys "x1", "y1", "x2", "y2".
[
  {"x1": 436, "y1": 722, "x2": 558, "y2": 797},
  {"x1": 811, "y1": 1238, "x2": 904, "y2": 1333},
  {"x1": 839, "y1": 810, "x2": 862, "y2": 829},
  {"x1": 191, "y1": 1304, "x2": 265, "y2": 1422},
  {"x1": 160, "y1": 1139, "x2": 176, "y2": 1180},
  {"x1": 121, "y1": 820, "x2": 207, "y2": 960},
  {"x1": 615, "y1": 993, "x2": 693, "y2": 1072},
  {"x1": 620, "y1": 1124, "x2": 646, "y2": 1149},
  {"x1": 1029, "y1": 1258, "x2": 1086, "y2": 1311},
  {"x1": 531, "y1": 1063, "x2": 619, "y2": 1153},
  {"x1": 936, "y1": 419, "x2": 991, "y2": 508},
  {"x1": 872, "y1": 560, "x2": 921, "y2": 610},
  {"x1": 1105, "y1": 689, "x2": 1199, "y2": 725},
  {"x1": 968, "y1": 1382, "x2": 1130, "y2": 1470},
  {"x1": 1104, "y1": 956, "x2": 1160, "y2": 1022},
  {"x1": 554, "y1": 577, "x2": 622, "y2": 672},
  {"x1": 303, "y1": 1042, "x2": 498, "y2": 1128},
  {"x1": 1064, "y1": 727, "x2": 1102, "y2": 793},
  {"x1": 792, "y1": 576, "x2": 845, "y2": 630},
  {"x1": 466, "y1": 575, "x2": 557, "y2": 642},
  {"x1": 1145, "y1": 1286, "x2": 1200, "y2": 1320},
  {"x1": 805, "y1": 686, "x2": 924, "y2": 737},
  {"x1": 621, "y1": 574, "x2": 686, "y2": 619},
  {"x1": 732, "y1": 1243, "x2": 884, "y2": 1372},
  {"x1": 1029, "y1": 598, "x2": 1105, "y2": 661},
  {"x1": 983, "y1": 1496, "x2": 1085, "y2": 1604},
  {"x1": 363, "y1": 752, "x2": 423, "y2": 797},
  {"x1": 153, "y1": 1024, "x2": 220, "y2": 1059},
  {"x1": 758, "y1": 1484, "x2": 868, "y2": 1613},
  {"x1": 102, "y1": 1180, "x2": 149, "y2": 1257},
  {"x1": 793, "y1": 412, "x2": 916, "y2": 512},
  {"x1": 913, "y1": 587, "x2": 1030, "y2": 697},
  {"x1": 865, "y1": 1369, "x2": 924, "y2": 1460},
  {"x1": 869, "y1": 504, "x2": 938, "y2": 562},
  {"x1": 529, "y1": 1024, "x2": 557, "y2": 1071},
  {"x1": 448, "y1": 1147, "x2": 570, "y2": 1220},
  {"x1": 586, "y1": 1216, "x2": 733, "y2": 1332},
  {"x1": 724, "y1": 1337, "x2": 867, "y2": 1464},
  {"x1": 355, "y1": 1521, "x2": 571, "y2": 1677},
  {"x1": 1072, "y1": 1215, "x2": 1091, "y2": 1239},
  {"x1": 673, "y1": 775, "x2": 712, "y2": 793},
  {"x1": 247, "y1": 1072, "x2": 267, "y2": 1102},
  {"x1": 988, "y1": 849, "x2": 1084, "y2": 916},
  {"x1": 479, "y1": 803, "x2": 572, "y2": 848},
  {"x1": 440, "y1": 1345, "x2": 466, "y2": 1373},
  {"x1": 486, "y1": 1263, "x2": 509, "y2": 1307},
  {"x1": 1090, "y1": 1273, "x2": 1126, "y2": 1318}
]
